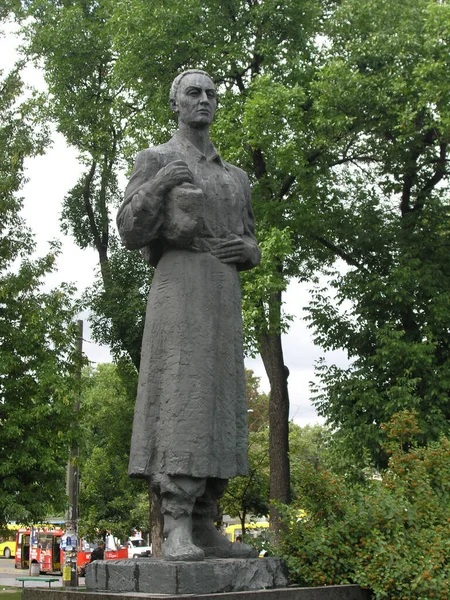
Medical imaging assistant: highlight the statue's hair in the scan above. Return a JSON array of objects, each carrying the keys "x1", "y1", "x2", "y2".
[{"x1": 170, "y1": 69, "x2": 213, "y2": 103}]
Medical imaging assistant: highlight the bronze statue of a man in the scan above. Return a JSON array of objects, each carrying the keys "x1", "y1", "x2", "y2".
[{"x1": 117, "y1": 70, "x2": 261, "y2": 561}]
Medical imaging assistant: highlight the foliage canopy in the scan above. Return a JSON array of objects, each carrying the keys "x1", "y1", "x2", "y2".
[
  {"x1": 279, "y1": 411, "x2": 450, "y2": 599},
  {"x1": 0, "y1": 33, "x2": 80, "y2": 525}
]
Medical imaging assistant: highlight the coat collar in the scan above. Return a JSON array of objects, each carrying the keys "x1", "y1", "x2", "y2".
[{"x1": 172, "y1": 131, "x2": 225, "y2": 166}]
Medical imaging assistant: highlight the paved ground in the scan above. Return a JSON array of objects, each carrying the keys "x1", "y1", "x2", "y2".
[{"x1": 0, "y1": 558, "x2": 85, "y2": 589}]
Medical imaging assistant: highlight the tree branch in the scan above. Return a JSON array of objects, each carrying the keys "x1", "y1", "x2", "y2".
[
  {"x1": 82, "y1": 160, "x2": 101, "y2": 250},
  {"x1": 401, "y1": 126, "x2": 440, "y2": 216},
  {"x1": 278, "y1": 175, "x2": 296, "y2": 200},
  {"x1": 311, "y1": 234, "x2": 364, "y2": 269},
  {"x1": 413, "y1": 142, "x2": 448, "y2": 213},
  {"x1": 400, "y1": 169, "x2": 416, "y2": 216},
  {"x1": 252, "y1": 148, "x2": 267, "y2": 179}
]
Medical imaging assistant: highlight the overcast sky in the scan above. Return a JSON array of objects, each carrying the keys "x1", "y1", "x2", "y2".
[{"x1": 2, "y1": 24, "x2": 349, "y2": 428}]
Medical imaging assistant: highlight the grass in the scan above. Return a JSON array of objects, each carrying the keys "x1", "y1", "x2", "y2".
[{"x1": 0, "y1": 590, "x2": 22, "y2": 600}]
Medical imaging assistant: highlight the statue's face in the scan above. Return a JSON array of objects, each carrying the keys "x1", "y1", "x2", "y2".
[{"x1": 173, "y1": 73, "x2": 217, "y2": 128}]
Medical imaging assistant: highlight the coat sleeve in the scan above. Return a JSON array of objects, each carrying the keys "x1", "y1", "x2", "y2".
[{"x1": 117, "y1": 149, "x2": 164, "y2": 250}]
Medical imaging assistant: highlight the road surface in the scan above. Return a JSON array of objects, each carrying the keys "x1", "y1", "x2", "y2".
[{"x1": 0, "y1": 558, "x2": 85, "y2": 588}]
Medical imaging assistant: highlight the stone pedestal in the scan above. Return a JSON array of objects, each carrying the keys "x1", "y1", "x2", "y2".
[
  {"x1": 86, "y1": 557, "x2": 289, "y2": 594},
  {"x1": 23, "y1": 584, "x2": 371, "y2": 600}
]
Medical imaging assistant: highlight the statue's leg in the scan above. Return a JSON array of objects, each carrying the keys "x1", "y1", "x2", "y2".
[
  {"x1": 157, "y1": 474, "x2": 206, "y2": 561},
  {"x1": 192, "y1": 478, "x2": 258, "y2": 558}
]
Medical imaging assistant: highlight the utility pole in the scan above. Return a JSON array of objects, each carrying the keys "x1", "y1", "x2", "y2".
[{"x1": 63, "y1": 319, "x2": 83, "y2": 587}]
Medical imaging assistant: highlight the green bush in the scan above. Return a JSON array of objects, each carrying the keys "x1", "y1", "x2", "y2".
[{"x1": 278, "y1": 411, "x2": 450, "y2": 600}]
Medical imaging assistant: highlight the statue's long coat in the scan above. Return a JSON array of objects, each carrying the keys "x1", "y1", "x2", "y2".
[{"x1": 117, "y1": 132, "x2": 260, "y2": 481}]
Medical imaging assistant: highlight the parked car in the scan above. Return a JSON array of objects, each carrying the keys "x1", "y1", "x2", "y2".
[{"x1": 127, "y1": 538, "x2": 152, "y2": 558}]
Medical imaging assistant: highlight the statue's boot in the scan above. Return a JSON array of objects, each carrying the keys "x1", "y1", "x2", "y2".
[
  {"x1": 192, "y1": 480, "x2": 258, "y2": 558},
  {"x1": 162, "y1": 514, "x2": 205, "y2": 561},
  {"x1": 192, "y1": 517, "x2": 258, "y2": 558}
]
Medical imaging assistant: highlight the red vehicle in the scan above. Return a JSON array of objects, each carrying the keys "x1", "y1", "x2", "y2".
[
  {"x1": 77, "y1": 540, "x2": 127, "y2": 576},
  {"x1": 15, "y1": 527, "x2": 127, "y2": 574},
  {"x1": 15, "y1": 527, "x2": 63, "y2": 572}
]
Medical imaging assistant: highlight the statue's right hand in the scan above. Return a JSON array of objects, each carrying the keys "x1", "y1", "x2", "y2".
[
  {"x1": 132, "y1": 161, "x2": 194, "y2": 213},
  {"x1": 154, "y1": 160, "x2": 194, "y2": 194}
]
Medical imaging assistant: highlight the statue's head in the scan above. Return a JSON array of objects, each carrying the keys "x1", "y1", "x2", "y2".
[{"x1": 170, "y1": 69, "x2": 217, "y2": 128}]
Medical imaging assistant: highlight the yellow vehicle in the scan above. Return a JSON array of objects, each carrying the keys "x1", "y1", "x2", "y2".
[
  {"x1": 0, "y1": 540, "x2": 15, "y2": 558},
  {"x1": 225, "y1": 521, "x2": 269, "y2": 543},
  {"x1": 0, "y1": 526, "x2": 18, "y2": 559},
  {"x1": 225, "y1": 510, "x2": 307, "y2": 543}
]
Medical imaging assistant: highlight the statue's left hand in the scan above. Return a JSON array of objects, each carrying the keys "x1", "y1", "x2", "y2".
[{"x1": 211, "y1": 236, "x2": 253, "y2": 264}]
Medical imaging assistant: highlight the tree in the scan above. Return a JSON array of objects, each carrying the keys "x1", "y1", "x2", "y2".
[
  {"x1": 223, "y1": 374, "x2": 334, "y2": 539},
  {"x1": 0, "y1": 33, "x2": 80, "y2": 525},
  {"x1": 222, "y1": 431, "x2": 270, "y2": 535},
  {"x1": 78, "y1": 363, "x2": 149, "y2": 541},
  {"x1": 303, "y1": 0, "x2": 450, "y2": 468},
  {"x1": 19, "y1": 0, "x2": 151, "y2": 368},
  {"x1": 246, "y1": 368, "x2": 269, "y2": 433},
  {"x1": 222, "y1": 370, "x2": 270, "y2": 532},
  {"x1": 93, "y1": 0, "x2": 332, "y2": 534},
  {"x1": 289, "y1": 423, "x2": 332, "y2": 477},
  {"x1": 15, "y1": 0, "x2": 164, "y2": 548},
  {"x1": 223, "y1": 416, "x2": 334, "y2": 544},
  {"x1": 19, "y1": 0, "x2": 449, "y2": 535}
]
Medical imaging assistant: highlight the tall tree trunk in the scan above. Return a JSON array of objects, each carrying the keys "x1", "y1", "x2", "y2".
[
  {"x1": 241, "y1": 509, "x2": 247, "y2": 537},
  {"x1": 149, "y1": 484, "x2": 164, "y2": 557},
  {"x1": 260, "y1": 329, "x2": 291, "y2": 540}
]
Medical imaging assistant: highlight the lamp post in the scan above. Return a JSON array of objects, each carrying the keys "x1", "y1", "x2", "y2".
[{"x1": 63, "y1": 319, "x2": 83, "y2": 587}]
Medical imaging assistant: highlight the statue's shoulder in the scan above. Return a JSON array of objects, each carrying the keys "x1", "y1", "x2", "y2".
[
  {"x1": 137, "y1": 139, "x2": 175, "y2": 159},
  {"x1": 223, "y1": 160, "x2": 250, "y2": 187},
  {"x1": 133, "y1": 139, "x2": 178, "y2": 171}
]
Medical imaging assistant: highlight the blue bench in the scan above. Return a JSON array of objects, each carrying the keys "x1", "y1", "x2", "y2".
[{"x1": 16, "y1": 577, "x2": 60, "y2": 588}]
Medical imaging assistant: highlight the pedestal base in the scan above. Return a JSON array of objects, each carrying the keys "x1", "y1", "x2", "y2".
[
  {"x1": 86, "y1": 557, "x2": 289, "y2": 594},
  {"x1": 23, "y1": 584, "x2": 371, "y2": 600}
]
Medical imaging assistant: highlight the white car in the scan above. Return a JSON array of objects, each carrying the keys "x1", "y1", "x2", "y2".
[{"x1": 127, "y1": 537, "x2": 152, "y2": 558}]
